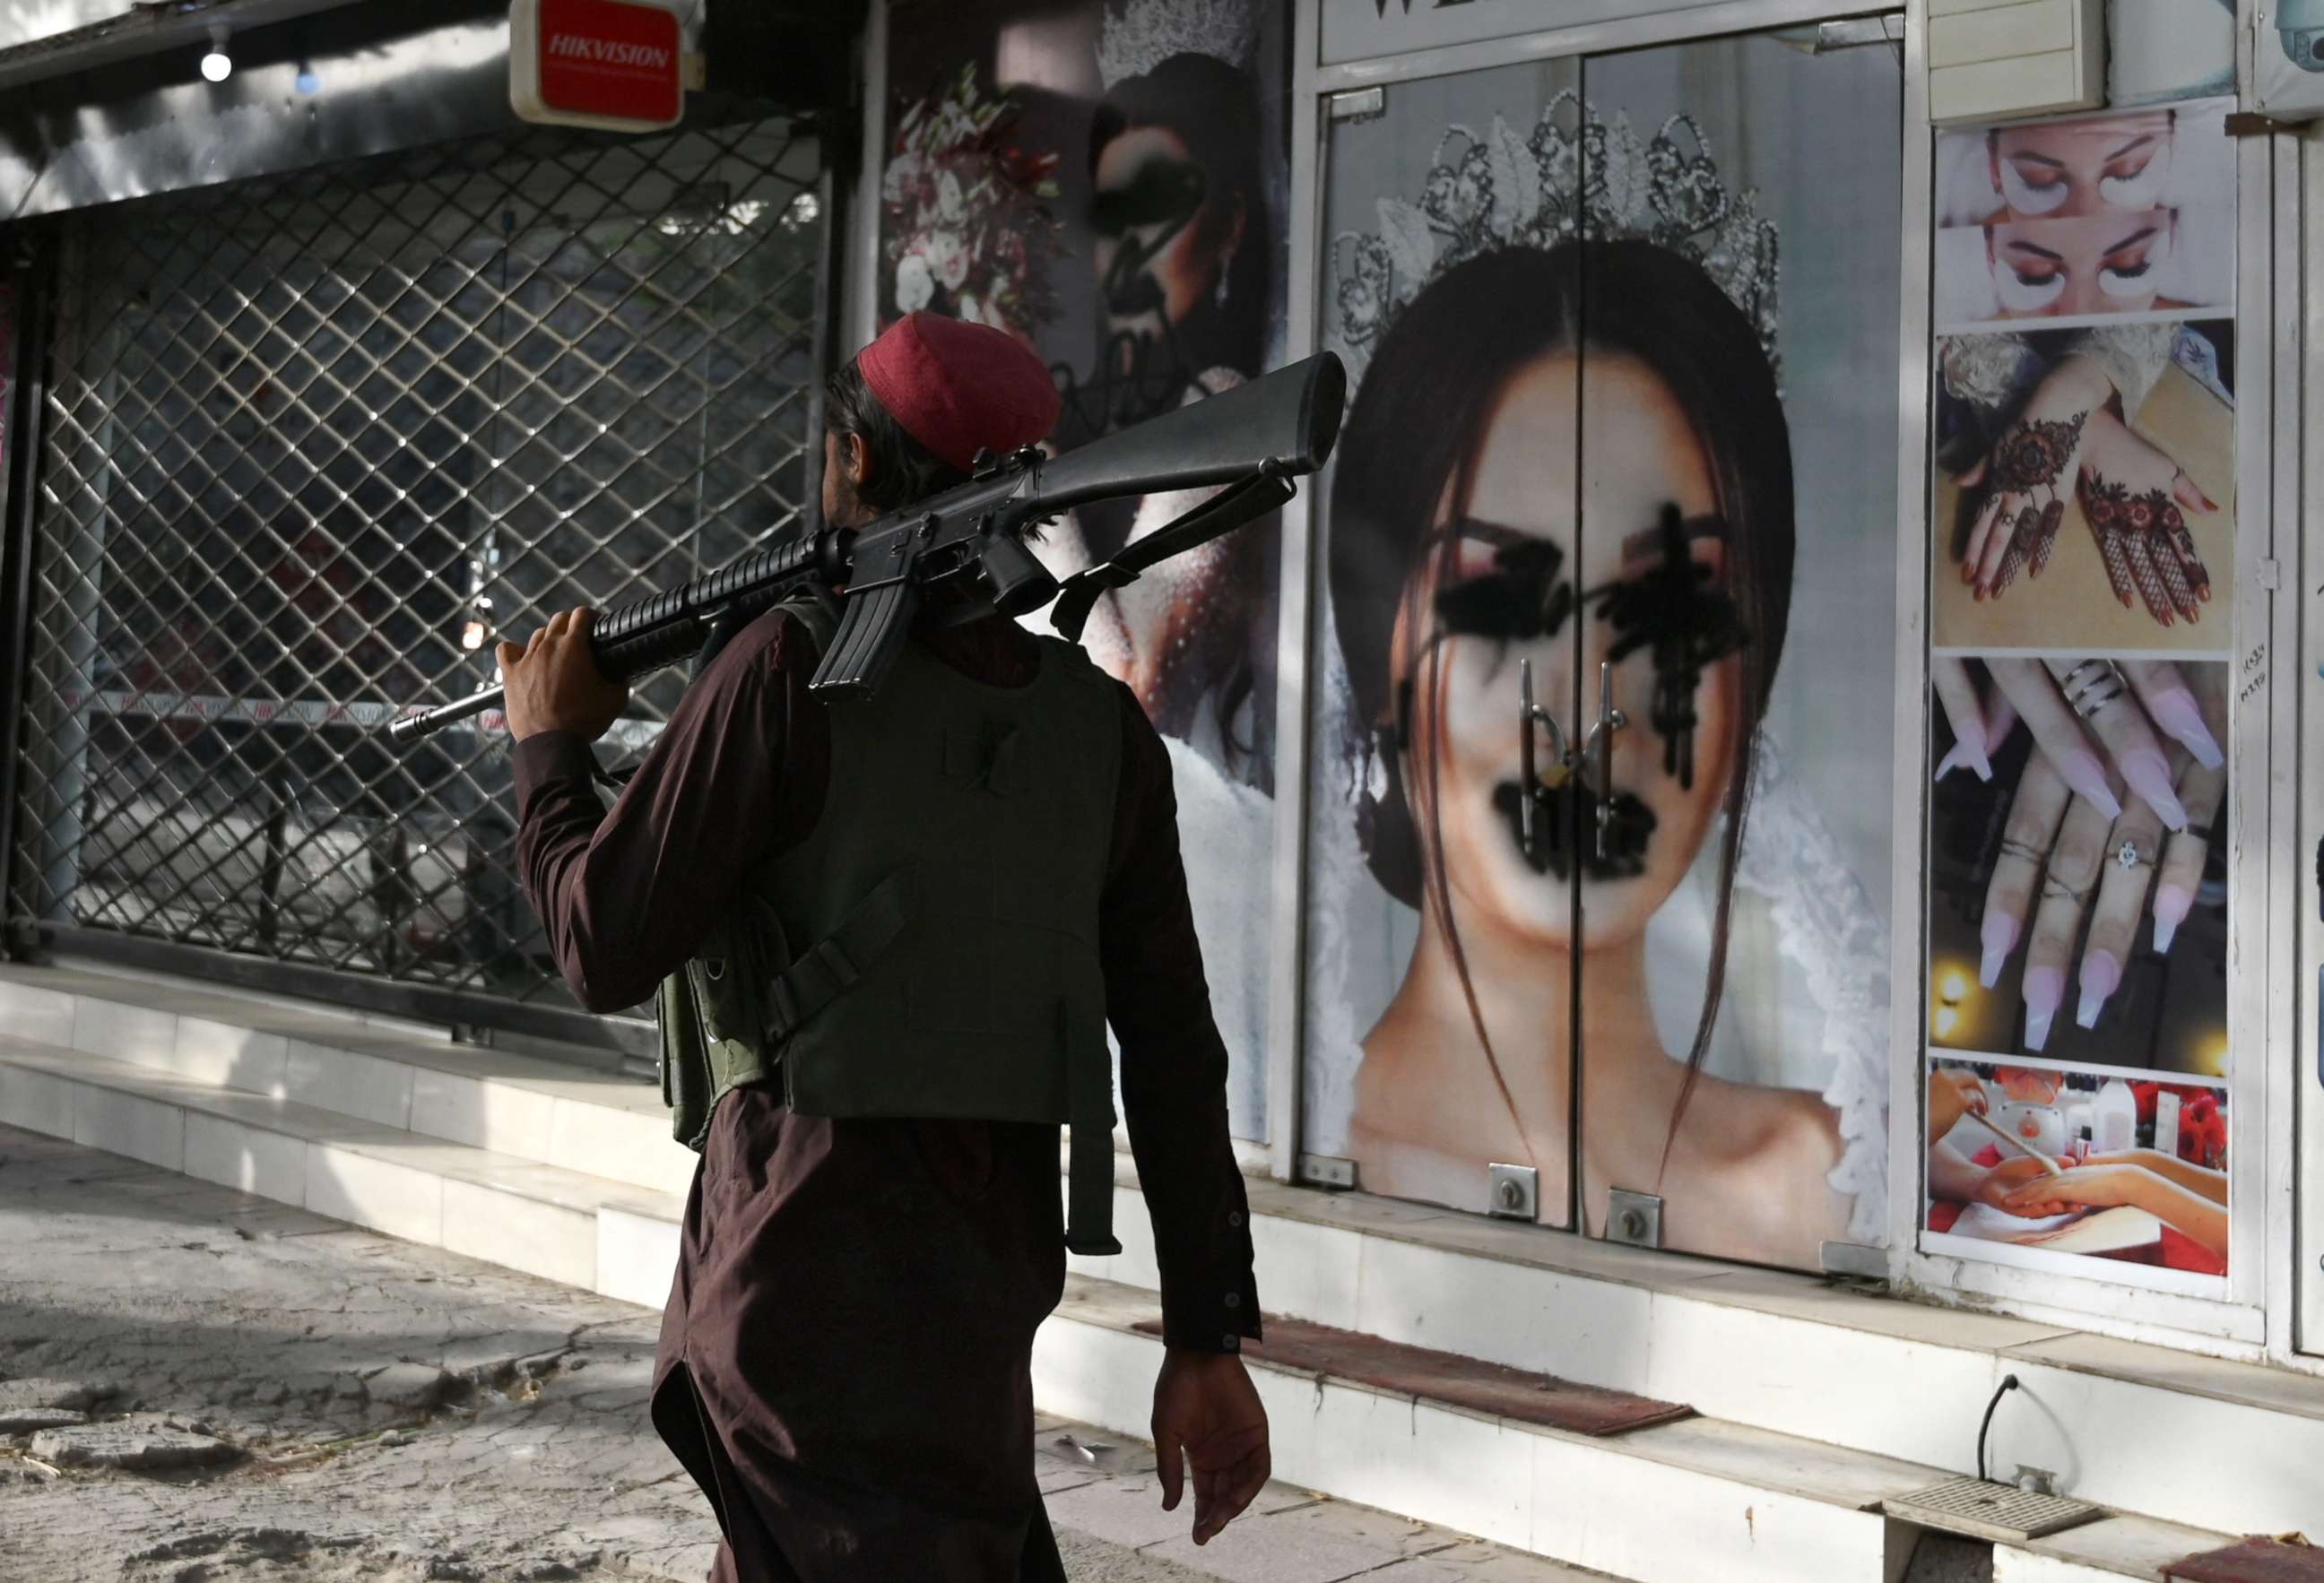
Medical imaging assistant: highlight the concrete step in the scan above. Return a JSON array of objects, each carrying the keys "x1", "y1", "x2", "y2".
[
  {"x1": 0, "y1": 1027, "x2": 2236, "y2": 1583},
  {"x1": 1038, "y1": 1276, "x2": 2234, "y2": 1583},
  {"x1": 0, "y1": 963, "x2": 698, "y2": 1198},
  {"x1": 1072, "y1": 1165, "x2": 2324, "y2": 1542},
  {"x1": 0, "y1": 1034, "x2": 683, "y2": 1304},
  {"x1": 0, "y1": 964, "x2": 1262, "y2": 1205},
  {"x1": 2, "y1": 963, "x2": 2318, "y2": 1553}
]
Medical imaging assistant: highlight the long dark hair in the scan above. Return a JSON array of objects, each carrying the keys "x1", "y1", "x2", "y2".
[
  {"x1": 1330, "y1": 240, "x2": 1796, "y2": 1155},
  {"x1": 1088, "y1": 50, "x2": 1272, "y2": 387}
]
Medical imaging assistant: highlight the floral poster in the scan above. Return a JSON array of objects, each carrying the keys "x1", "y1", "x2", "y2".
[{"x1": 878, "y1": 0, "x2": 1292, "y2": 1140}]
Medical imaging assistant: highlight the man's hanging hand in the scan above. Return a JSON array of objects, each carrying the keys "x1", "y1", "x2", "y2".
[{"x1": 1151, "y1": 1349, "x2": 1270, "y2": 1545}]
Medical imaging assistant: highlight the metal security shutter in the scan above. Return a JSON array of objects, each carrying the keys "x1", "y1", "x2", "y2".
[{"x1": 6, "y1": 114, "x2": 824, "y2": 1041}]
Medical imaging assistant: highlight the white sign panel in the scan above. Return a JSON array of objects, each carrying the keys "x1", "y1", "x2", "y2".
[{"x1": 1321, "y1": 0, "x2": 1725, "y2": 66}]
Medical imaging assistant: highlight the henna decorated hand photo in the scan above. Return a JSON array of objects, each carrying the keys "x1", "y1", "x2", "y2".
[
  {"x1": 1960, "y1": 410, "x2": 2083, "y2": 596},
  {"x1": 1949, "y1": 350, "x2": 2223, "y2": 633},
  {"x1": 2076, "y1": 408, "x2": 2217, "y2": 627},
  {"x1": 1956, "y1": 356, "x2": 2108, "y2": 597}
]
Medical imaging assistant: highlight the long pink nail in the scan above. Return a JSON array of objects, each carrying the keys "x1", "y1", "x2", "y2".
[
  {"x1": 2077, "y1": 949, "x2": 2120, "y2": 1029},
  {"x1": 2057, "y1": 750, "x2": 2123, "y2": 820},
  {"x1": 1938, "y1": 737, "x2": 1993, "y2": 783},
  {"x1": 2153, "y1": 883, "x2": 2193, "y2": 954},
  {"x1": 1981, "y1": 912, "x2": 2019, "y2": 988},
  {"x1": 2146, "y1": 688, "x2": 2224, "y2": 770},
  {"x1": 2121, "y1": 749, "x2": 2188, "y2": 830},
  {"x1": 2023, "y1": 965, "x2": 2064, "y2": 1051}
]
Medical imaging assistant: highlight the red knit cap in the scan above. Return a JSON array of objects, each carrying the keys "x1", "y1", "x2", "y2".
[{"x1": 855, "y1": 311, "x2": 1062, "y2": 473}]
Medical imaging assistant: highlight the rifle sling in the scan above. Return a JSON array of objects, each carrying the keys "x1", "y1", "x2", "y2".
[{"x1": 1050, "y1": 467, "x2": 1294, "y2": 642}]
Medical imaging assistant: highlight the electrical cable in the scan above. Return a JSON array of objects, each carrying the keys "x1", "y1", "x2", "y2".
[{"x1": 1977, "y1": 1373, "x2": 2021, "y2": 1483}]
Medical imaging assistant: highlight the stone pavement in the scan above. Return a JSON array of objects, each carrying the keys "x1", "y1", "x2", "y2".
[{"x1": 0, "y1": 1123, "x2": 1609, "y2": 1583}]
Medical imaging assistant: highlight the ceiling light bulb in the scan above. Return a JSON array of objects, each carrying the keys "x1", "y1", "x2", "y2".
[{"x1": 201, "y1": 24, "x2": 230, "y2": 82}]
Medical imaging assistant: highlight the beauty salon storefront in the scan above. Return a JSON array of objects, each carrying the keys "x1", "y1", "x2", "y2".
[{"x1": 852, "y1": 0, "x2": 2313, "y2": 1386}]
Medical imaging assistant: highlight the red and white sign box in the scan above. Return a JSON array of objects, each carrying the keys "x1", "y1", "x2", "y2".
[{"x1": 510, "y1": 0, "x2": 684, "y2": 133}]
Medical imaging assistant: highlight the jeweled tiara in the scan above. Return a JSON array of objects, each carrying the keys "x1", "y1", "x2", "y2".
[{"x1": 1332, "y1": 90, "x2": 1782, "y2": 385}]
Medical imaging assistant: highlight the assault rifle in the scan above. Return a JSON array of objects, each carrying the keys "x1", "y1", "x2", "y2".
[{"x1": 387, "y1": 351, "x2": 1346, "y2": 747}]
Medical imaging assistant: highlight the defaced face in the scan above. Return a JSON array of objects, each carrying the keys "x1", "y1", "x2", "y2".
[
  {"x1": 1986, "y1": 210, "x2": 2174, "y2": 317},
  {"x1": 1989, "y1": 113, "x2": 2174, "y2": 221},
  {"x1": 1090, "y1": 124, "x2": 1240, "y2": 350},
  {"x1": 1388, "y1": 350, "x2": 1741, "y2": 951}
]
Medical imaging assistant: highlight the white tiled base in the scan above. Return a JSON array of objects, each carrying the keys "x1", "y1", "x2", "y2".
[
  {"x1": 0, "y1": 1060, "x2": 74, "y2": 1138},
  {"x1": 1994, "y1": 1552, "x2": 2138, "y2": 1583},
  {"x1": 1996, "y1": 1510, "x2": 2257, "y2": 1580},
  {"x1": 185, "y1": 1111, "x2": 308, "y2": 1201},
  {"x1": 0, "y1": 1038, "x2": 681, "y2": 1314},
  {"x1": 442, "y1": 1177, "x2": 596, "y2": 1291},
  {"x1": 1038, "y1": 1279, "x2": 2240, "y2": 1583},
  {"x1": 0, "y1": 963, "x2": 2304, "y2": 1564},
  {"x1": 1036, "y1": 1277, "x2": 1905, "y2": 1583},
  {"x1": 1078, "y1": 1164, "x2": 2324, "y2": 1542},
  {"x1": 288, "y1": 1040, "x2": 416, "y2": 1130},
  {"x1": 0, "y1": 964, "x2": 694, "y2": 1198},
  {"x1": 598, "y1": 1207, "x2": 684, "y2": 1311},
  {"x1": 71, "y1": 1083, "x2": 185, "y2": 1172},
  {"x1": 306, "y1": 1143, "x2": 446, "y2": 1247},
  {"x1": 0, "y1": 979, "x2": 75, "y2": 1047}
]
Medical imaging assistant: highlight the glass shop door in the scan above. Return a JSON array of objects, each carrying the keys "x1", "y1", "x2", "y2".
[
  {"x1": 1297, "y1": 23, "x2": 1904, "y2": 1274},
  {"x1": 1302, "y1": 50, "x2": 1588, "y2": 1234},
  {"x1": 1564, "y1": 32, "x2": 1903, "y2": 1268}
]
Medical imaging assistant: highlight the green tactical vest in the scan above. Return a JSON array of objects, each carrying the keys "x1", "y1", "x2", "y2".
[{"x1": 656, "y1": 598, "x2": 1126, "y2": 1255}]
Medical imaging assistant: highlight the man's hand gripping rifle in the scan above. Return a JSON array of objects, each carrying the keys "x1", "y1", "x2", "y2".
[{"x1": 387, "y1": 352, "x2": 1346, "y2": 746}]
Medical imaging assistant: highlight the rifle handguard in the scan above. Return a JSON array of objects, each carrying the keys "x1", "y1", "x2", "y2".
[{"x1": 385, "y1": 353, "x2": 1345, "y2": 740}]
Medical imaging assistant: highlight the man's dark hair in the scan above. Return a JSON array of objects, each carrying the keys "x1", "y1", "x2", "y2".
[{"x1": 823, "y1": 358, "x2": 971, "y2": 513}]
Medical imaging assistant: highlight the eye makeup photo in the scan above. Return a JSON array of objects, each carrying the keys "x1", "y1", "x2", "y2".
[
  {"x1": 1934, "y1": 98, "x2": 2233, "y2": 330},
  {"x1": 1981, "y1": 212, "x2": 2181, "y2": 321},
  {"x1": 1989, "y1": 216, "x2": 2165, "y2": 318}
]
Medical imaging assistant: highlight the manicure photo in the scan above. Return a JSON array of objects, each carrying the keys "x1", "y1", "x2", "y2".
[{"x1": 1928, "y1": 655, "x2": 2227, "y2": 1077}]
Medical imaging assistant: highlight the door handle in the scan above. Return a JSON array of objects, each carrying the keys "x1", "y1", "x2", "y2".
[
  {"x1": 1581, "y1": 661, "x2": 1628, "y2": 861},
  {"x1": 1517, "y1": 657, "x2": 1570, "y2": 859}
]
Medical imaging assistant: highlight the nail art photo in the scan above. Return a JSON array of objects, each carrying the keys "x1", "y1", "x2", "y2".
[{"x1": 1928, "y1": 656, "x2": 2229, "y2": 1082}]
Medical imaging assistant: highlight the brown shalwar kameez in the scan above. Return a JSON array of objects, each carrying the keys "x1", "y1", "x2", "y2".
[{"x1": 512, "y1": 608, "x2": 1261, "y2": 1582}]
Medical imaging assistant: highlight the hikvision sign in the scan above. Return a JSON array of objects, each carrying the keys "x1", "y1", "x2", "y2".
[
  {"x1": 510, "y1": 0, "x2": 686, "y2": 133},
  {"x1": 547, "y1": 34, "x2": 672, "y2": 69}
]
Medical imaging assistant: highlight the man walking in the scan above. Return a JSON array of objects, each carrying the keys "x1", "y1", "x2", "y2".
[{"x1": 499, "y1": 310, "x2": 1270, "y2": 1580}]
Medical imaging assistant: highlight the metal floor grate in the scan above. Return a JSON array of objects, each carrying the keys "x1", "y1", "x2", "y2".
[{"x1": 1884, "y1": 1475, "x2": 2104, "y2": 1543}]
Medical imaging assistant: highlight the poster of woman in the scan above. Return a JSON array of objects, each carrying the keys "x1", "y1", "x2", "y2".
[
  {"x1": 1302, "y1": 39, "x2": 1903, "y2": 1270},
  {"x1": 1932, "y1": 99, "x2": 2235, "y2": 331},
  {"x1": 878, "y1": 0, "x2": 1290, "y2": 1138}
]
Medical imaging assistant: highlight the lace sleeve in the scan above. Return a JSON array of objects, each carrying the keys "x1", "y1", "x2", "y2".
[
  {"x1": 1733, "y1": 731, "x2": 1892, "y2": 1244},
  {"x1": 2060, "y1": 322, "x2": 2178, "y2": 413},
  {"x1": 1938, "y1": 333, "x2": 2046, "y2": 416}
]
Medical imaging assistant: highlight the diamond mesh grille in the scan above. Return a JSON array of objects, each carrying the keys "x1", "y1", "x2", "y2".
[{"x1": 7, "y1": 116, "x2": 824, "y2": 1018}]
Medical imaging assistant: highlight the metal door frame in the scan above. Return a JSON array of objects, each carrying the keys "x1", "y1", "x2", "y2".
[{"x1": 1285, "y1": 0, "x2": 2292, "y2": 1354}]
